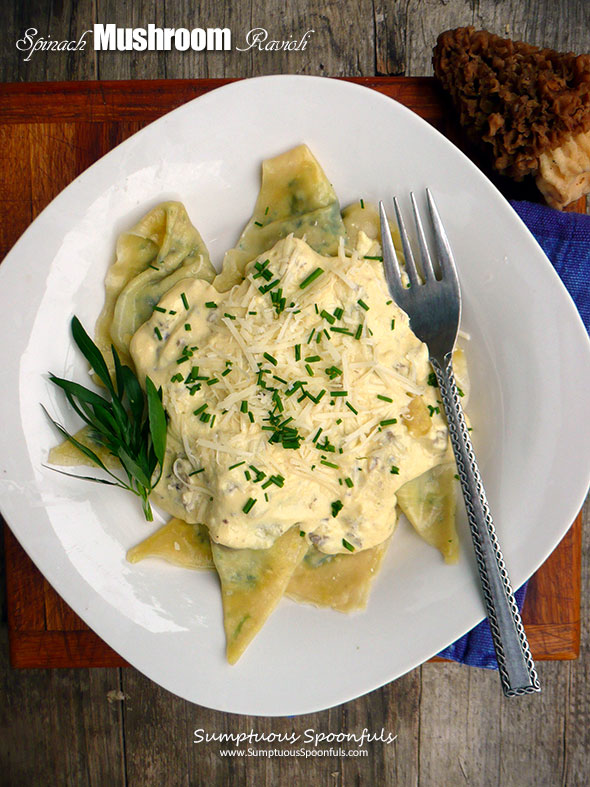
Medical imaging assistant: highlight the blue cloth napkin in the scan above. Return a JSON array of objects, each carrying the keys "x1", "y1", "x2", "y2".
[{"x1": 439, "y1": 199, "x2": 589, "y2": 668}]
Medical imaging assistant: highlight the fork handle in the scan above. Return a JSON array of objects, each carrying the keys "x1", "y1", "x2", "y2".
[{"x1": 432, "y1": 356, "x2": 541, "y2": 697}]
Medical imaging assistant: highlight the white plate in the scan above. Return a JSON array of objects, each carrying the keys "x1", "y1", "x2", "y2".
[{"x1": 1, "y1": 76, "x2": 589, "y2": 716}]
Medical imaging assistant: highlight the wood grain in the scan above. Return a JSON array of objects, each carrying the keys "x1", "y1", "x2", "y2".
[{"x1": 0, "y1": 6, "x2": 589, "y2": 787}]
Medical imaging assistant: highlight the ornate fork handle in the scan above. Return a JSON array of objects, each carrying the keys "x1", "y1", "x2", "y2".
[{"x1": 432, "y1": 355, "x2": 541, "y2": 696}]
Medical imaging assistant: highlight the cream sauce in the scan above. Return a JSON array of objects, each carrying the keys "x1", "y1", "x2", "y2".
[{"x1": 130, "y1": 236, "x2": 450, "y2": 554}]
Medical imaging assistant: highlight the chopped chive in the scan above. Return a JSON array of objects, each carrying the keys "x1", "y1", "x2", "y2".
[
  {"x1": 248, "y1": 411, "x2": 254, "y2": 423},
  {"x1": 330, "y1": 327, "x2": 353, "y2": 336},
  {"x1": 314, "y1": 389, "x2": 326, "y2": 403},
  {"x1": 386, "y1": 299, "x2": 392, "y2": 305},
  {"x1": 299, "y1": 267, "x2": 324, "y2": 289},
  {"x1": 427, "y1": 405, "x2": 440, "y2": 416},
  {"x1": 248, "y1": 310, "x2": 257, "y2": 315},
  {"x1": 169, "y1": 310, "x2": 177, "y2": 315},
  {"x1": 193, "y1": 403, "x2": 208, "y2": 416},
  {"x1": 325, "y1": 366, "x2": 342, "y2": 379},
  {"x1": 272, "y1": 391, "x2": 284, "y2": 412},
  {"x1": 229, "y1": 461, "x2": 245, "y2": 470},
  {"x1": 209, "y1": 415, "x2": 216, "y2": 428},
  {"x1": 305, "y1": 364, "x2": 314, "y2": 377},
  {"x1": 312, "y1": 427, "x2": 323, "y2": 443},
  {"x1": 221, "y1": 368, "x2": 232, "y2": 376},
  {"x1": 295, "y1": 344, "x2": 301, "y2": 361},
  {"x1": 265, "y1": 206, "x2": 269, "y2": 215},
  {"x1": 316, "y1": 333, "x2": 322, "y2": 344},
  {"x1": 336, "y1": 418, "x2": 342, "y2": 425},
  {"x1": 184, "y1": 323, "x2": 191, "y2": 331},
  {"x1": 354, "y1": 324, "x2": 363, "y2": 340},
  {"x1": 181, "y1": 292, "x2": 189, "y2": 310},
  {"x1": 263, "y1": 352, "x2": 277, "y2": 366},
  {"x1": 357, "y1": 299, "x2": 369, "y2": 311},
  {"x1": 363, "y1": 255, "x2": 383, "y2": 261},
  {"x1": 189, "y1": 468, "x2": 205, "y2": 476},
  {"x1": 391, "y1": 319, "x2": 395, "y2": 330},
  {"x1": 205, "y1": 301, "x2": 217, "y2": 309},
  {"x1": 390, "y1": 465, "x2": 400, "y2": 475},
  {"x1": 206, "y1": 378, "x2": 219, "y2": 386},
  {"x1": 330, "y1": 391, "x2": 348, "y2": 397},
  {"x1": 170, "y1": 373, "x2": 183, "y2": 383},
  {"x1": 242, "y1": 498, "x2": 257, "y2": 513},
  {"x1": 154, "y1": 327, "x2": 163, "y2": 341},
  {"x1": 272, "y1": 375, "x2": 287, "y2": 384},
  {"x1": 300, "y1": 530, "x2": 305, "y2": 537},
  {"x1": 254, "y1": 221, "x2": 263, "y2": 227},
  {"x1": 244, "y1": 470, "x2": 251, "y2": 481},
  {"x1": 148, "y1": 264, "x2": 159, "y2": 271},
  {"x1": 331, "y1": 500, "x2": 343, "y2": 517},
  {"x1": 307, "y1": 328, "x2": 315, "y2": 343},
  {"x1": 344, "y1": 477, "x2": 354, "y2": 488},
  {"x1": 360, "y1": 198, "x2": 365, "y2": 209},
  {"x1": 333, "y1": 307, "x2": 344, "y2": 320},
  {"x1": 224, "y1": 313, "x2": 236, "y2": 321},
  {"x1": 199, "y1": 412, "x2": 211, "y2": 423},
  {"x1": 240, "y1": 401, "x2": 248, "y2": 413},
  {"x1": 377, "y1": 394, "x2": 393, "y2": 402},
  {"x1": 259, "y1": 279, "x2": 280, "y2": 294},
  {"x1": 314, "y1": 304, "x2": 319, "y2": 315},
  {"x1": 342, "y1": 538, "x2": 355, "y2": 551},
  {"x1": 380, "y1": 418, "x2": 397, "y2": 427},
  {"x1": 321, "y1": 460, "x2": 339, "y2": 469},
  {"x1": 427, "y1": 372, "x2": 438, "y2": 387},
  {"x1": 153, "y1": 305, "x2": 166, "y2": 313},
  {"x1": 345, "y1": 402, "x2": 358, "y2": 415},
  {"x1": 320, "y1": 310, "x2": 335, "y2": 325},
  {"x1": 305, "y1": 355, "x2": 321, "y2": 363}
]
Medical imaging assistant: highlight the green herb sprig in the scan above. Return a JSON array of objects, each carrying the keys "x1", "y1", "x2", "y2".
[{"x1": 44, "y1": 317, "x2": 167, "y2": 521}]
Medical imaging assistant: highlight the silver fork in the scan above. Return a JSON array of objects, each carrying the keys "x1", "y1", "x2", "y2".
[{"x1": 380, "y1": 191, "x2": 541, "y2": 697}]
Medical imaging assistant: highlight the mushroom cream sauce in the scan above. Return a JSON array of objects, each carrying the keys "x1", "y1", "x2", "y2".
[{"x1": 131, "y1": 235, "x2": 451, "y2": 555}]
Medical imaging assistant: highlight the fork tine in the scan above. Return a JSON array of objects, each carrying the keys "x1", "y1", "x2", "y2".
[
  {"x1": 379, "y1": 201, "x2": 406, "y2": 302},
  {"x1": 393, "y1": 197, "x2": 421, "y2": 288},
  {"x1": 426, "y1": 188, "x2": 459, "y2": 283},
  {"x1": 410, "y1": 192, "x2": 436, "y2": 281}
]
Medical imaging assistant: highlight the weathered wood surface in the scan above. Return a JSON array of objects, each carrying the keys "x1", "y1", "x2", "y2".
[{"x1": 0, "y1": 2, "x2": 589, "y2": 786}]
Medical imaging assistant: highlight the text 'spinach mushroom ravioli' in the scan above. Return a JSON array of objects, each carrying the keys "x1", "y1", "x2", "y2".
[{"x1": 50, "y1": 145, "x2": 470, "y2": 664}]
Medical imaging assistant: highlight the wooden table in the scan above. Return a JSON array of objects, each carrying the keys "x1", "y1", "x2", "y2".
[{"x1": 1, "y1": 4, "x2": 589, "y2": 786}]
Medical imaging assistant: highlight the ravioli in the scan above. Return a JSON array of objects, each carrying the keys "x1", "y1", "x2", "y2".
[
  {"x1": 286, "y1": 536, "x2": 392, "y2": 612},
  {"x1": 96, "y1": 201, "x2": 216, "y2": 371},
  {"x1": 126, "y1": 518, "x2": 213, "y2": 569},
  {"x1": 397, "y1": 462, "x2": 459, "y2": 563},
  {"x1": 211, "y1": 527, "x2": 308, "y2": 664},
  {"x1": 214, "y1": 145, "x2": 346, "y2": 291}
]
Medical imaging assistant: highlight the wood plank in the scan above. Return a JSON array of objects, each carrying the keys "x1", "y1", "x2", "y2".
[
  {"x1": 0, "y1": 77, "x2": 442, "y2": 123},
  {"x1": 8, "y1": 630, "x2": 128, "y2": 669},
  {"x1": 0, "y1": 628, "x2": 125, "y2": 785},
  {"x1": 0, "y1": 125, "x2": 33, "y2": 259},
  {"x1": 563, "y1": 502, "x2": 590, "y2": 786}
]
